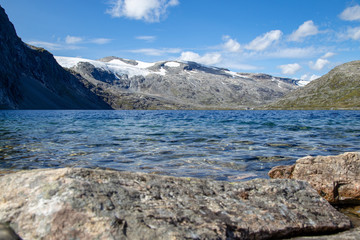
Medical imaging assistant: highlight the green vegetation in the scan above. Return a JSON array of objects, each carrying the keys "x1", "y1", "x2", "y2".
[{"x1": 268, "y1": 61, "x2": 360, "y2": 110}]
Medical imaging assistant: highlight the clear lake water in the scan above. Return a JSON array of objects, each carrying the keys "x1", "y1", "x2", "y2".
[{"x1": 0, "y1": 110, "x2": 359, "y2": 181}]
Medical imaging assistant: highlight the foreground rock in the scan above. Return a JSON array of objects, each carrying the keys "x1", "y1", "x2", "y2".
[
  {"x1": 0, "y1": 168, "x2": 351, "y2": 239},
  {"x1": 269, "y1": 152, "x2": 360, "y2": 204}
]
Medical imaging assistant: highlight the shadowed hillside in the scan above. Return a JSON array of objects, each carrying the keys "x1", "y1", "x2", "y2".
[{"x1": 0, "y1": 5, "x2": 111, "y2": 109}]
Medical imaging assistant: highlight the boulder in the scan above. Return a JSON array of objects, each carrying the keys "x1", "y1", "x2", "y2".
[
  {"x1": 269, "y1": 152, "x2": 360, "y2": 204},
  {"x1": 0, "y1": 168, "x2": 351, "y2": 239}
]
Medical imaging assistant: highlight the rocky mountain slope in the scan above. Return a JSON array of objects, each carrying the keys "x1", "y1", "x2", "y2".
[
  {"x1": 0, "y1": 5, "x2": 111, "y2": 109},
  {"x1": 268, "y1": 61, "x2": 360, "y2": 109},
  {"x1": 56, "y1": 56, "x2": 300, "y2": 110}
]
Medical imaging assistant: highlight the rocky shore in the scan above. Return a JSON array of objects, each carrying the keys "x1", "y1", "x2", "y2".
[
  {"x1": 0, "y1": 152, "x2": 359, "y2": 239},
  {"x1": 269, "y1": 152, "x2": 360, "y2": 205}
]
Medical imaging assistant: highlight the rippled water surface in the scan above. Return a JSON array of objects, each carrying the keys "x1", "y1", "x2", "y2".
[{"x1": 1, "y1": 110, "x2": 359, "y2": 181}]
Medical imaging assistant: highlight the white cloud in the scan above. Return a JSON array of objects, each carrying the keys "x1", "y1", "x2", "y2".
[
  {"x1": 130, "y1": 48, "x2": 181, "y2": 56},
  {"x1": 222, "y1": 35, "x2": 241, "y2": 52},
  {"x1": 27, "y1": 41, "x2": 81, "y2": 51},
  {"x1": 288, "y1": 20, "x2": 319, "y2": 42},
  {"x1": 91, "y1": 38, "x2": 113, "y2": 44},
  {"x1": 27, "y1": 41, "x2": 62, "y2": 51},
  {"x1": 179, "y1": 51, "x2": 222, "y2": 65},
  {"x1": 301, "y1": 74, "x2": 321, "y2": 81},
  {"x1": 339, "y1": 5, "x2": 360, "y2": 21},
  {"x1": 245, "y1": 30, "x2": 282, "y2": 51},
  {"x1": 309, "y1": 58, "x2": 330, "y2": 71},
  {"x1": 135, "y1": 36, "x2": 157, "y2": 42},
  {"x1": 321, "y1": 52, "x2": 335, "y2": 59},
  {"x1": 106, "y1": 0, "x2": 179, "y2": 22},
  {"x1": 309, "y1": 51, "x2": 334, "y2": 71},
  {"x1": 65, "y1": 35, "x2": 83, "y2": 44},
  {"x1": 258, "y1": 47, "x2": 318, "y2": 59},
  {"x1": 278, "y1": 63, "x2": 302, "y2": 75},
  {"x1": 221, "y1": 62, "x2": 259, "y2": 71},
  {"x1": 347, "y1": 26, "x2": 360, "y2": 40}
]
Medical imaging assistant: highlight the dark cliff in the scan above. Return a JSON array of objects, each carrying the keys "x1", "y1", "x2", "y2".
[{"x1": 0, "y1": 5, "x2": 111, "y2": 109}]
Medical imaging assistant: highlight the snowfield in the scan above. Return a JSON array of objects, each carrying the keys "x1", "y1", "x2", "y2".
[{"x1": 55, "y1": 56, "x2": 171, "y2": 78}]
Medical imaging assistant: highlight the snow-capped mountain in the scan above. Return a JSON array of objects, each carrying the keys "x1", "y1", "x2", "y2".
[{"x1": 56, "y1": 56, "x2": 300, "y2": 109}]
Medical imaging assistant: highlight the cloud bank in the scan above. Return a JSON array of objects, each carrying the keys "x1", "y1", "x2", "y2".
[
  {"x1": 245, "y1": 30, "x2": 282, "y2": 51},
  {"x1": 222, "y1": 36, "x2": 241, "y2": 52},
  {"x1": 106, "y1": 0, "x2": 179, "y2": 22},
  {"x1": 278, "y1": 63, "x2": 302, "y2": 75},
  {"x1": 179, "y1": 51, "x2": 222, "y2": 65}
]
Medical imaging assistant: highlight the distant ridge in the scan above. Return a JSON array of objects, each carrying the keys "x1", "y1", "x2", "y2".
[
  {"x1": 268, "y1": 61, "x2": 360, "y2": 110},
  {"x1": 0, "y1": 5, "x2": 111, "y2": 110},
  {"x1": 56, "y1": 56, "x2": 300, "y2": 110}
]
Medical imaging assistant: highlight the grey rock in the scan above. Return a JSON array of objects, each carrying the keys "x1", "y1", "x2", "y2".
[
  {"x1": 0, "y1": 168, "x2": 352, "y2": 239},
  {"x1": 0, "y1": 5, "x2": 111, "y2": 110},
  {"x1": 269, "y1": 152, "x2": 360, "y2": 205}
]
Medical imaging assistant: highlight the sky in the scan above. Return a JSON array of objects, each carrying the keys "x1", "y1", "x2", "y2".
[{"x1": 2, "y1": 0, "x2": 360, "y2": 83}]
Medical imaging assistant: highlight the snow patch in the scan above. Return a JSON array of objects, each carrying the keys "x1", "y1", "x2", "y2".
[
  {"x1": 225, "y1": 70, "x2": 247, "y2": 78},
  {"x1": 55, "y1": 56, "x2": 167, "y2": 78},
  {"x1": 165, "y1": 62, "x2": 180, "y2": 68},
  {"x1": 297, "y1": 80, "x2": 310, "y2": 86},
  {"x1": 136, "y1": 60, "x2": 156, "y2": 69},
  {"x1": 155, "y1": 68, "x2": 167, "y2": 76},
  {"x1": 55, "y1": 56, "x2": 105, "y2": 69}
]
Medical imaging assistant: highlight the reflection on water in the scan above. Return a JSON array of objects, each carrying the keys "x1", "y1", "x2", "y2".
[{"x1": 0, "y1": 110, "x2": 359, "y2": 181}]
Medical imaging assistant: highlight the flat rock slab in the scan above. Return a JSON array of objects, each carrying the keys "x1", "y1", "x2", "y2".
[
  {"x1": 0, "y1": 168, "x2": 351, "y2": 239},
  {"x1": 269, "y1": 152, "x2": 360, "y2": 204}
]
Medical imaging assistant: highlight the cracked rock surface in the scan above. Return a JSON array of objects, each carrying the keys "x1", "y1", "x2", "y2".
[{"x1": 0, "y1": 168, "x2": 351, "y2": 239}]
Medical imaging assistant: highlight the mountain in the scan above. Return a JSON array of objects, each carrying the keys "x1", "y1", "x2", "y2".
[
  {"x1": 268, "y1": 61, "x2": 360, "y2": 110},
  {"x1": 0, "y1": 5, "x2": 111, "y2": 109},
  {"x1": 56, "y1": 56, "x2": 300, "y2": 110}
]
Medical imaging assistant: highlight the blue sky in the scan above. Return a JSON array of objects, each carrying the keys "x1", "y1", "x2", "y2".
[{"x1": 2, "y1": 0, "x2": 360, "y2": 82}]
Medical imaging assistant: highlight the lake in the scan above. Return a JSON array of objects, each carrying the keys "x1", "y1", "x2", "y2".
[{"x1": 0, "y1": 110, "x2": 359, "y2": 181}]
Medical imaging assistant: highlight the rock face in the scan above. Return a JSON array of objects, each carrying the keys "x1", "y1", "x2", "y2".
[
  {"x1": 0, "y1": 5, "x2": 111, "y2": 109},
  {"x1": 269, "y1": 152, "x2": 360, "y2": 205},
  {"x1": 268, "y1": 61, "x2": 360, "y2": 109},
  {"x1": 56, "y1": 56, "x2": 300, "y2": 109},
  {"x1": 0, "y1": 168, "x2": 352, "y2": 239}
]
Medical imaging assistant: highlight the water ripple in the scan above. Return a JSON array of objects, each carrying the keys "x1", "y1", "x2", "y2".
[{"x1": 0, "y1": 110, "x2": 359, "y2": 181}]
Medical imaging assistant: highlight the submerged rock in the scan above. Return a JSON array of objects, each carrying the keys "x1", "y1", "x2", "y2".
[
  {"x1": 0, "y1": 168, "x2": 351, "y2": 239},
  {"x1": 269, "y1": 152, "x2": 360, "y2": 205}
]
